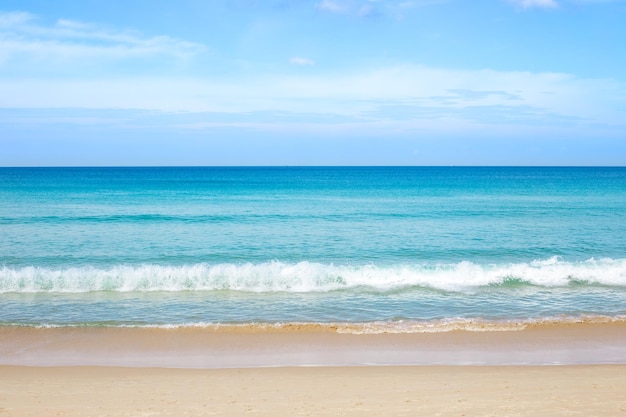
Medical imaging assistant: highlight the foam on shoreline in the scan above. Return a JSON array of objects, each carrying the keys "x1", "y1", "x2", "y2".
[
  {"x1": 2, "y1": 319, "x2": 625, "y2": 368},
  {"x1": 6, "y1": 314, "x2": 626, "y2": 333}
]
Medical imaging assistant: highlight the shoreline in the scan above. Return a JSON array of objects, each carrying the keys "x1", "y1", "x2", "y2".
[
  {"x1": 2, "y1": 365, "x2": 625, "y2": 416},
  {"x1": 2, "y1": 320, "x2": 626, "y2": 368}
]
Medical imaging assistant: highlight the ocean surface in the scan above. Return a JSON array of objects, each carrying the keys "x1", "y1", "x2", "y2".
[{"x1": 1, "y1": 166, "x2": 625, "y2": 332}]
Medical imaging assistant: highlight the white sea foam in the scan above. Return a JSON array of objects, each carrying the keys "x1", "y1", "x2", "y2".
[
  {"x1": 1, "y1": 257, "x2": 625, "y2": 293},
  {"x1": 11, "y1": 315, "x2": 626, "y2": 334}
]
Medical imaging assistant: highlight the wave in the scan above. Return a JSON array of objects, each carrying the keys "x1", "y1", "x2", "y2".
[{"x1": 1, "y1": 257, "x2": 625, "y2": 294}]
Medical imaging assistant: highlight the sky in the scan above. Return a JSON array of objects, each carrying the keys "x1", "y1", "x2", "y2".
[{"x1": 1, "y1": 0, "x2": 625, "y2": 166}]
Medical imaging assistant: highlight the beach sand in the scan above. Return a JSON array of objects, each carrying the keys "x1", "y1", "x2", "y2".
[
  {"x1": 1, "y1": 322, "x2": 626, "y2": 416},
  {"x1": 2, "y1": 365, "x2": 625, "y2": 416}
]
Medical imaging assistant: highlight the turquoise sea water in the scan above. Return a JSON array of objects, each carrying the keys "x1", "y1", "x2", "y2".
[{"x1": 1, "y1": 167, "x2": 625, "y2": 329}]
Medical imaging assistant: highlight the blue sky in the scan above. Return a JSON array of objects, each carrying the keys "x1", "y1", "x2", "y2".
[{"x1": 1, "y1": 0, "x2": 625, "y2": 166}]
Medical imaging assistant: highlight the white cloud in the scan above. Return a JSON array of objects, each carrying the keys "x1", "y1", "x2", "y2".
[
  {"x1": 317, "y1": 0, "x2": 354, "y2": 13},
  {"x1": 315, "y1": 0, "x2": 446, "y2": 17},
  {"x1": 568, "y1": 0, "x2": 626, "y2": 3},
  {"x1": 316, "y1": 0, "x2": 344, "y2": 13},
  {"x1": 315, "y1": 0, "x2": 384, "y2": 16},
  {"x1": 510, "y1": 0, "x2": 626, "y2": 7},
  {"x1": 509, "y1": 0, "x2": 559, "y2": 8},
  {"x1": 0, "y1": 11, "x2": 206, "y2": 69},
  {"x1": 0, "y1": 10, "x2": 34, "y2": 26},
  {"x1": 290, "y1": 57, "x2": 316, "y2": 66},
  {"x1": 1, "y1": 66, "x2": 623, "y2": 133}
]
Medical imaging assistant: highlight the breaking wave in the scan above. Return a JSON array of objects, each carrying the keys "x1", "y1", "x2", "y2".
[{"x1": 1, "y1": 257, "x2": 625, "y2": 294}]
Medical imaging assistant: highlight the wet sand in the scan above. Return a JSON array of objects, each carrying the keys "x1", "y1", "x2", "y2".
[{"x1": 2, "y1": 320, "x2": 626, "y2": 367}]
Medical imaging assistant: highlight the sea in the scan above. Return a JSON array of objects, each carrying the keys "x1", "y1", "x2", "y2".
[{"x1": 1, "y1": 166, "x2": 625, "y2": 332}]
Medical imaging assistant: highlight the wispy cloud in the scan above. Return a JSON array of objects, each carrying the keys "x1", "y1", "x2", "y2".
[
  {"x1": 565, "y1": 0, "x2": 626, "y2": 3},
  {"x1": 316, "y1": 0, "x2": 378, "y2": 16},
  {"x1": 290, "y1": 57, "x2": 316, "y2": 66},
  {"x1": 1, "y1": 65, "x2": 623, "y2": 134},
  {"x1": 0, "y1": 10, "x2": 206, "y2": 71},
  {"x1": 315, "y1": 0, "x2": 443, "y2": 17},
  {"x1": 316, "y1": 0, "x2": 346, "y2": 13},
  {"x1": 508, "y1": 0, "x2": 559, "y2": 8},
  {"x1": 507, "y1": 0, "x2": 626, "y2": 10},
  {"x1": 0, "y1": 10, "x2": 34, "y2": 26}
]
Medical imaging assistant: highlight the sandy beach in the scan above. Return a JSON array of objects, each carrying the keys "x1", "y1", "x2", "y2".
[
  {"x1": 1, "y1": 322, "x2": 625, "y2": 416},
  {"x1": 1, "y1": 365, "x2": 625, "y2": 416}
]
